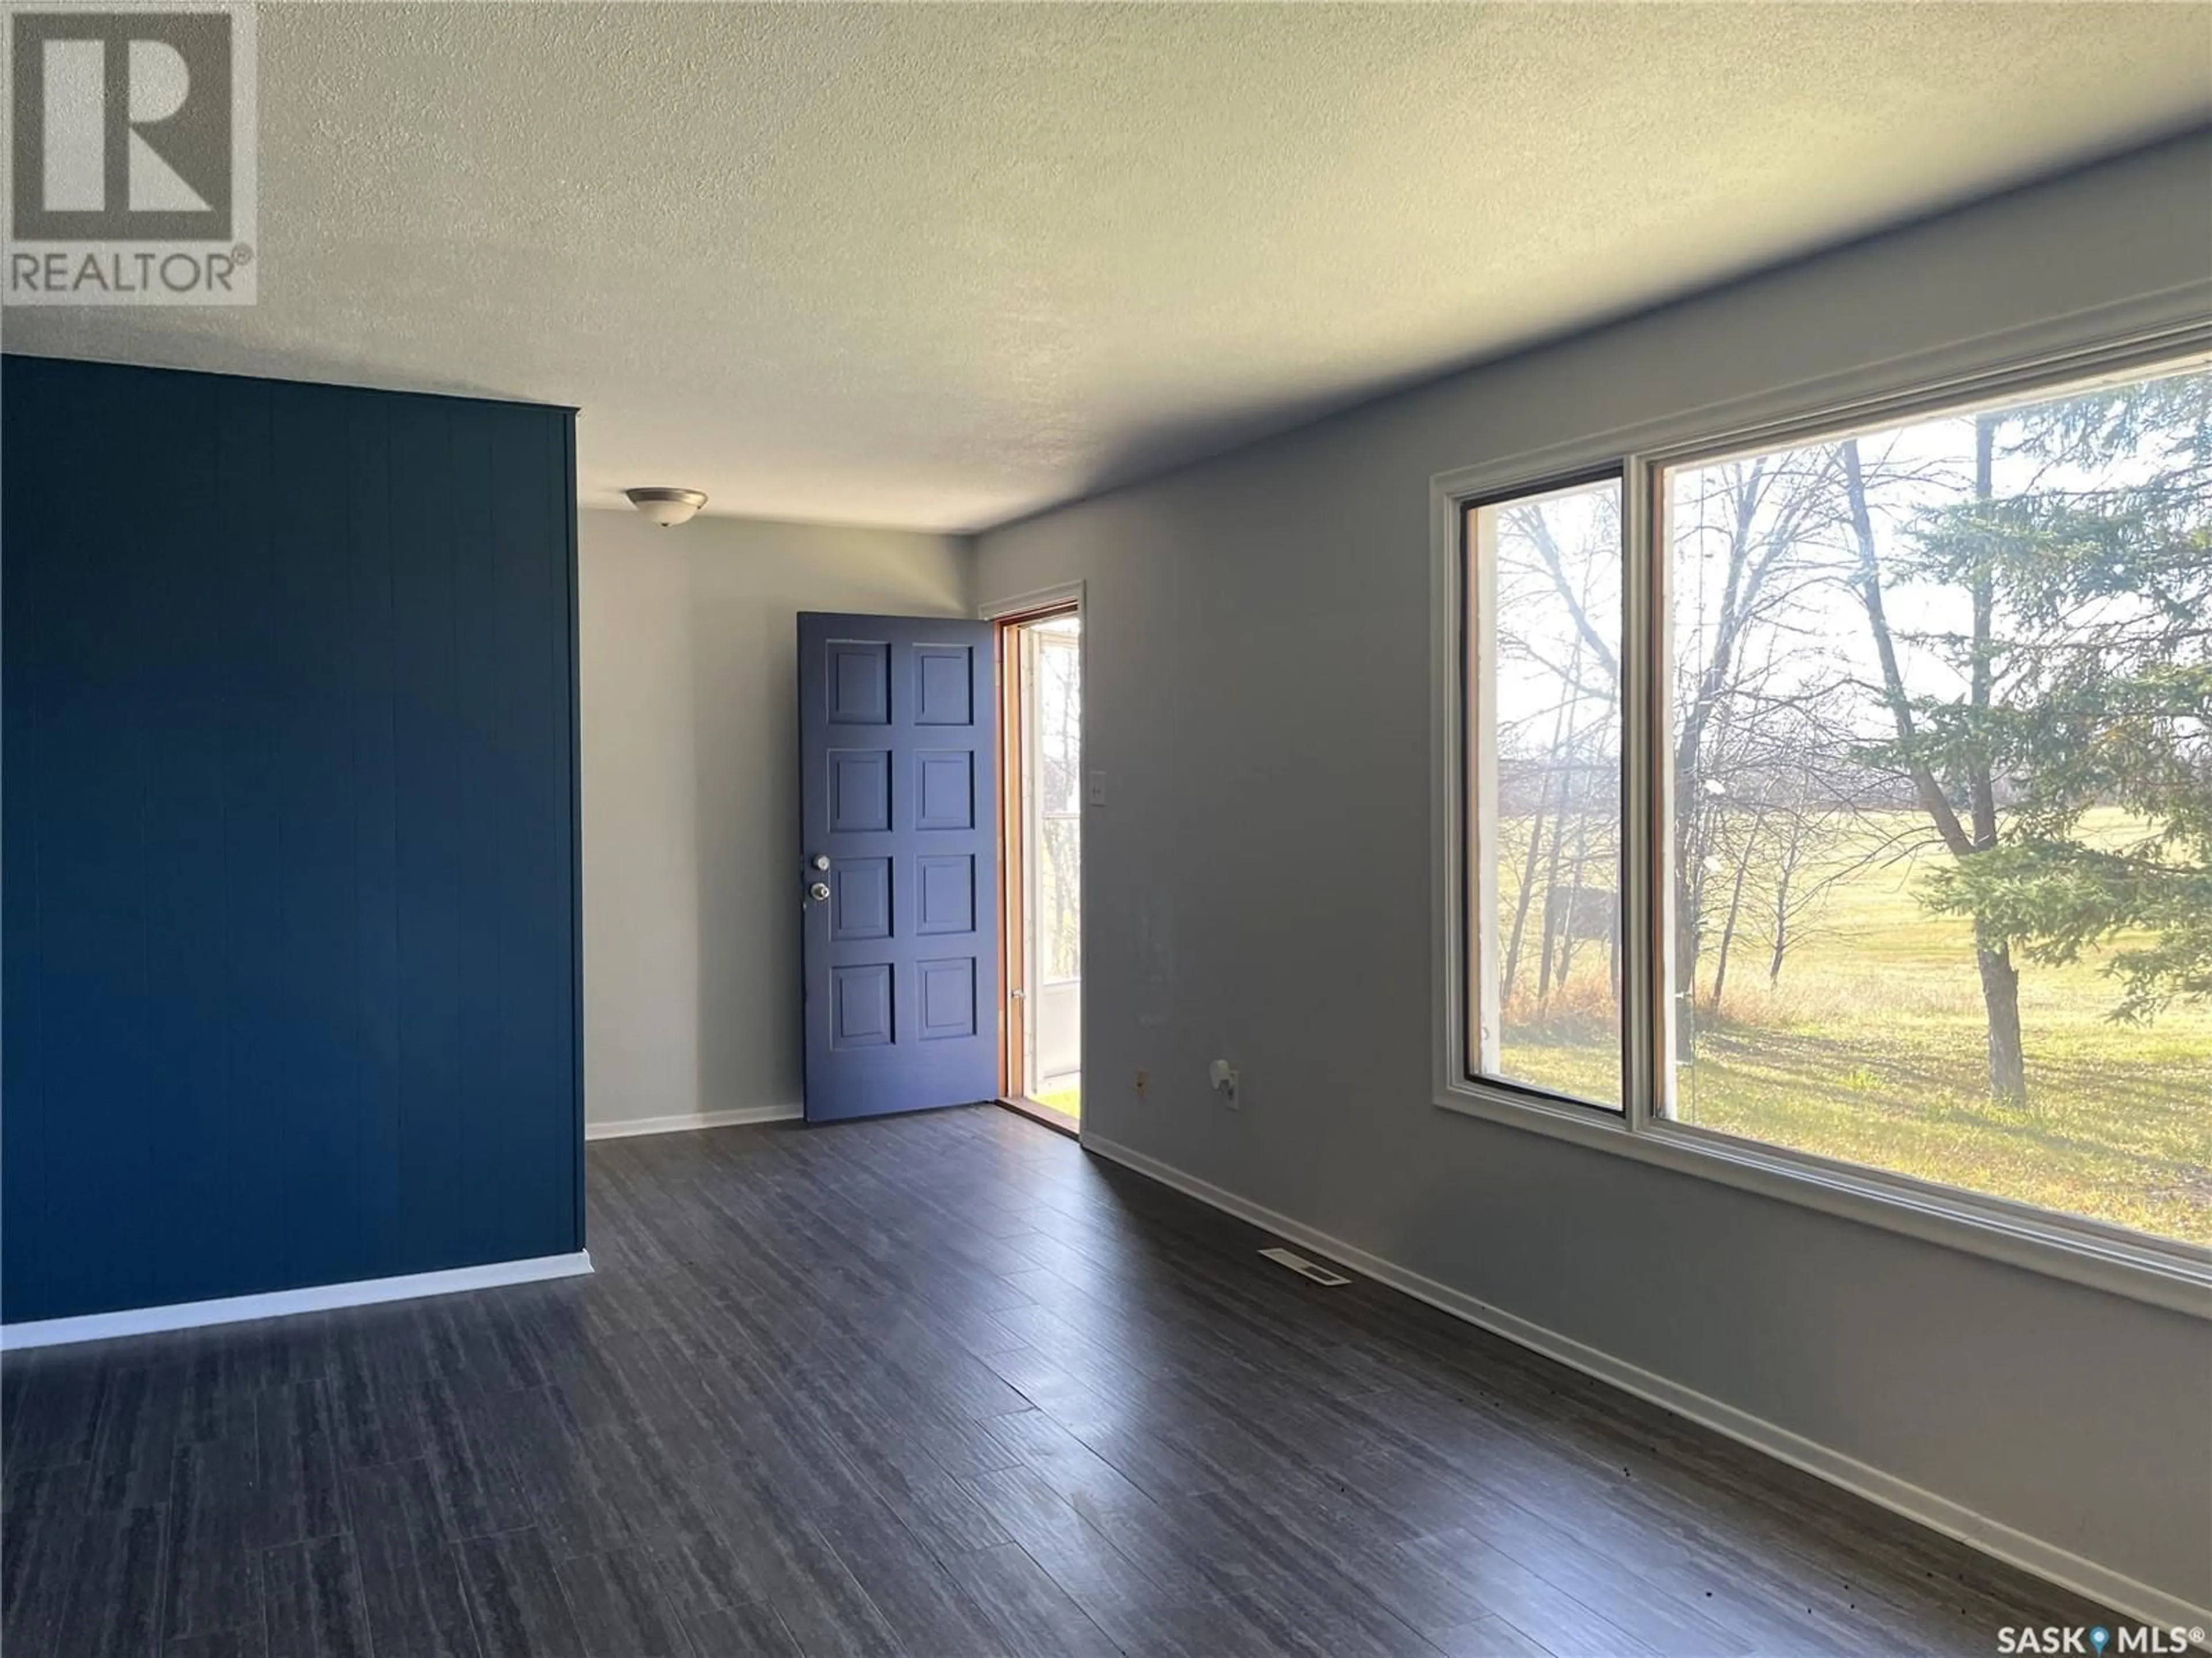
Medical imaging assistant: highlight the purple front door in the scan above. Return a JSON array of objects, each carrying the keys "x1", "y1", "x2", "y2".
[{"x1": 798, "y1": 613, "x2": 1001, "y2": 1122}]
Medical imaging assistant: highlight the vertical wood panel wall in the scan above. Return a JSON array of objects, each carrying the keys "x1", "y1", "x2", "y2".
[{"x1": 2, "y1": 355, "x2": 582, "y2": 1324}]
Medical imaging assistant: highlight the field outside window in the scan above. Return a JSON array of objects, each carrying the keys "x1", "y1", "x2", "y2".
[{"x1": 1467, "y1": 359, "x2": 2211, "y2": 1249}]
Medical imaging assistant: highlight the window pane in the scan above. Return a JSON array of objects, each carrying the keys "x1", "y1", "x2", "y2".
[
  {"x1": 1018, "y1": 611, "x2": 1082, "y2": 1112},
  {"x1": 1662, "y1": 362, "x2": 2212, "y2": 1246},
  {"x1": 1467, "y1": 478, "x2": 1624, "y2": 1109},
  {"x1": 1033, "y1": 619, "x2": 1082, "y2": 816},
  {"x1": 1038, "y1": 815, "x2": 1081, "y2": 980}
]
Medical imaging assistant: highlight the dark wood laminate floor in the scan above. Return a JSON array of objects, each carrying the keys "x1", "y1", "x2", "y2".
[{"x1": 4, "y1": 1106, "x2": 2120, "y2": 1658}]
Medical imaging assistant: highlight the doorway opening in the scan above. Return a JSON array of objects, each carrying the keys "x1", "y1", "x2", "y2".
[{"x1": 997, "y1": 604, "x2": 1083, "y2": 1132}]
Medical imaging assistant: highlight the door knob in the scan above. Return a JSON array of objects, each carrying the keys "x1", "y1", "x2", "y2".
[{"x1": 809, "y1": 881, "x2": 831, "y2": 902}]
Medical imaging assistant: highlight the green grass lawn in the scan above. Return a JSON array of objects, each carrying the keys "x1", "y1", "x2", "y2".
[{"x1": 1498, "y1": 810, "x2": 2211, "y2": 1246}]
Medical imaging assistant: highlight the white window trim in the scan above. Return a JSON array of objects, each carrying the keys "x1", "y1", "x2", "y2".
[{"x1": 1429, "y1": 304, "x2": 2212, "y2": 1320}]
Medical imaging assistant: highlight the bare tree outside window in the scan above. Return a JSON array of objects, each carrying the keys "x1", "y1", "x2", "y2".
[
  {"x1": 1659, "y1": 364, "x2": 2211, "y2": 1244},
  {"x1": 1471, "y1": 478, "x2": 1624, "y2": 1107}
]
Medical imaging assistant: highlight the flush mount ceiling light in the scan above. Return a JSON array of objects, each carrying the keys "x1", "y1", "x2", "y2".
[{"x1": 624, "y1": 486, "x2": 708, "y2": 528}]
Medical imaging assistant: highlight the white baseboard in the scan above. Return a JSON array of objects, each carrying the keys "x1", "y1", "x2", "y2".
[
  {"x1": 1, "y1": 1251, "x2": 595, "y2": 1352},
  {"x1": 585, "y1": 1105, "x2": 800, "y2": 1141},
  {"x1": 1081, "y1": 1134, "x2": 2212, "y2": 1639}
]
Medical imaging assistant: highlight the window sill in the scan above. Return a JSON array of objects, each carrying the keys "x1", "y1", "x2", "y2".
[{"x1": 1434, "y1": 1080, "x2": 2212, "y2": 1319}]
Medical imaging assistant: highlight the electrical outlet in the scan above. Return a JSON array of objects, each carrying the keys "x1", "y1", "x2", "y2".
[
  {"x1": 1134, "y1": 1068, "x2": 1150, "y2": 1099},
  {"x1": 1209, "y1": 1060, "x2": 1240, "y2": 1110}
]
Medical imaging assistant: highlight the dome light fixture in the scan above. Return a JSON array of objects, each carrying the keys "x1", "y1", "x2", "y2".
[{"x1": 625, "y1": 486, "x2": 707, "y2": 528}]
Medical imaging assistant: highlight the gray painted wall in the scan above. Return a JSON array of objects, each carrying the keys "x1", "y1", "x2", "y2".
[
  {"x1": 975, "y1": 134, "x2": 2212, "y2": 1612},
  {"x1": 579, "y1": 509, "x2": 970, "y2": 1132}
]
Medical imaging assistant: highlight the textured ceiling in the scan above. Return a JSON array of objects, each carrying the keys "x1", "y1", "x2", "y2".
[{"x1": 8, "y1": 3, "x2": 2209, "y2": 531}]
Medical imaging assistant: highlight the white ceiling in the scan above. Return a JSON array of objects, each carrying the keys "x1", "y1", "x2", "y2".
[{"x1": 9, "y1": 3, "x2": 2209, "y2": 532}]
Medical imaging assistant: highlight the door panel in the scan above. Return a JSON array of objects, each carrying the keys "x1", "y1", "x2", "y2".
[{"x1": 800, "y1": 613, "x2": 999, "y2": 1122}]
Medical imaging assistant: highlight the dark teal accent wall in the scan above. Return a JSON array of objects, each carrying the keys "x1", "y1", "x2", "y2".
[{"x1": 2, "y1": 355, "x2": 584, "y2": 1324}]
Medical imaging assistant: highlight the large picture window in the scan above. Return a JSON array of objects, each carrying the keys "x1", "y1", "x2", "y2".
[{"x1": 1452, "y1": 350, "x2": 2212, "y2": 1271}]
